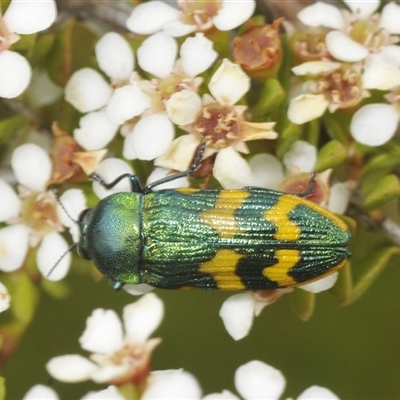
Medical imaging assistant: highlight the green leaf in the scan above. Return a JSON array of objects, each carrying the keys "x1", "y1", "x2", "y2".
[
  {"x1": 41, "y1": 279, "x2": 71, "y2": 300},
  {"x1": 0, "y1": 116, "x2": 29, "y2": 145},
  {"x1": 347, "y1": 247, "x2": 400, "y2": 305},
  {"x1": 0, "y1": 376, "x2": 5, "y2": 400},
  {"x1": 314, "y1": 140, "x2": 347, "y2": 172},
  {"x1": 251, "y1": 79, "x2": 285, "y2": 118},
  {"x1": 290, "y1": 288, "x2": 315, "y2": 321},
  {"x1": 10, "y1": 274, "x2": 39, "y2": 327},
  {"x1": 322, "y1": 112, "x2": 350, "y2": 145},
  {"x1": 361, "y1": 152, "x2": 400, "y2": 180},
  {"x1": 276, "y1": 119, "x2": 300, "y2": 158},
  {"x1": 330, "y1": 261, "x2": 353, "y2": 305},
  {"x1": 47, "y1": 19, "x2": 98, "y2": 87},
  {"x1": 363, "y1": 174, "x2": 400, "y2": 210}
]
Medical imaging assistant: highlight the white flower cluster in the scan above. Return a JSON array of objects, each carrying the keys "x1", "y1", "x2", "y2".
[
  {"x1": 288, "y1": 0, "x2": 400, "y2": 147},
  {"x1": 24, "y1": 294, "x2": 339, "y2": 400},
  {"x1": 0, "y1": 0, "x2": 57, "y2": 98}
]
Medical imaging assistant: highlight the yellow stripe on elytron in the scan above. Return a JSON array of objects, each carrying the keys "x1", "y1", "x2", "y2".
[
  {"x1": 262, "y1": 249, "x2": 300, "y2": 286},
  {"x1": 199, "y1": 249, "x2": 246, "y2": 290},
  {"x1": 296, "y1": 195, "x2": 349, "y2": 232},
  {"x1": 176, "y1": 188, "x2": 200, "y2": 194},
  {"x1": 263, "y1": 195, "x2": 302, "y2": 241},
  {"x1": 199, "y1": 190, "x2": 250, "y2": 238}
]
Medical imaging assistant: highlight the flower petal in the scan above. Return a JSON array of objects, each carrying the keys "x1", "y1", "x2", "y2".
[
  {"x1": 209, "y1": 59, "x2": 250, "y2": 106},
  {"x1": 126, "y1": 1, "x2": 179, "y2": 35},
  {"x1": 4, "y1": 0, "x2": 57, "y2": 34},
  {"x1": 79, "y1": 308, "x2": 124, "y2": 353},
  {"x1": 0, "y1": 282, "x2": 10, "y2": 313},
  {"x1": 90, "y1": 364, "x2": 130, "y2": 384},
  {"x1": 248, "y1": 153, "x2": 284, "y2": 190},
  {"x1": 162, "y1": 20, "x2": 196, "y2": 37},
  {"x1": 154, "y1": 134, "x2": 200, "y2": 172},
  {"x1": 125, "y1": 113, "x2": 175, "y2": 161},
  {"x1": 219, "y1": 293, "x2": 256, "y2": 341},
  {"x1": 95, "y1": 32, "x2": 134, "y2": 81},
  {"x1": 57, "y1": 189, "x2": 86, "y2": 227},
  {"x1": 57, "y1": 189, "x2": 87, "y2": 242},
  {"x1": 287, "y1": 94, "x2": 329, "y2": 125},
  {"x1": 0, "y1": 51, "x2": 31, "y2": 98},
  {"x1": 11, "y1": 143, "x2": 52, "y2": 191},
  {"x1": 165, "y1": 90, "x2": 202, "y2": 125},
  {"x1": 326, "y1": 31, "x2": 369, "y2": 62},
  {"x1": 65, "y1": 68, "x2": 112, "y2": 113},
  {"x1": 291, "y1": 60, "x2": 341, "y2": 76},
  {"x1": 123, "y1": 283, "x2": 155, "y2": 296},
  {"x1": 137, "y1": 33, "x2": 178, "y2": 78},
  {"x1": 203, "y1": 390, "x2": 240, "y2": 400},
  {"x1": 106, "y1": 84, "x2": 151, "y2": 125},
  {"x1": 282, "y1": 140, "x2": 317, "y2": 172},
  {"x1": 180, "y1": 33, "x2": 218, "y2": 77},
  {"x1": 146, "y1": 167, "x2": 189, "y2": 190},
  {"x1": 81, "y1": 386, "x2": 124, "y2": 400},
  {"x1": 37, "y1": 232, "x2": 71, "y2": 281},
  {"x1": 297, "y1": 2, "x2": 344, "y2": 30},
  {"x1": 297, "y1": 385, "x2": 339, "y2": 400},
  {"x1": 350, "y1": 103, "x2": 400, "y2": 146},
  {"x1": 362, "y1": 56, "x2": 400, "y2": 90},
  {"x1": 213, "y1": 0, "x2": 255, "y2": 31},
  {"x1": 234, "y1": 360, "x2": 286, "y2": 400},
  {"x1": 0, "y1": 179, "x2": 20, "y2": 222},
  {"x1": 328, "y1": 182, "x2": 350, "y2": 214},
  {"x1": 0, "y1": 224, "x2": 29, "y2": 272},
  {"x1": 92, "y1": 158, "x2": 134, "y2": 199},
  {"x1": 380, "y1": 2, "x2": 400, "y2": 34},
  {"x1": 141, "y1": 369, "x2": 202, "y2": 399},
  {"x1": 343, "y1": 0, "x2": 380, "y2": 19},
  {"x1": 46, "y1": 354, "x2": 98, "y2": 383},
  {"x1": 74, "y1": 111, "x2": 118, "y2": 151},
  {"x1": 214, "y1": 148, "x2": 255, "y2": 189},
  {"x1": 123, "y1": 292, "x2": 164, "y2": 343},
  {"x1": 300, "y1": 272, "x2": 338, "y2": 293},
  {"x1": 23, "y1": 384, "x2": 59, "y2": 400}
]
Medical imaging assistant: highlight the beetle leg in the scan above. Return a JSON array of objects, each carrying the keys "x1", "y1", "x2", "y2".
[
  {"x1": 144, "y1": 142, "x2": 207, "y2": 193},
  {"x1": 298, "y1": 171, "x2": 316, "y2": 197},
  {"x1": 90, "y1": 173, "x2": 144, "y2": 193}
]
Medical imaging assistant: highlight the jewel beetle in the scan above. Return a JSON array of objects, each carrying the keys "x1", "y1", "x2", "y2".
[{"x1": 75, "y1": 144, "x2": 351, "y2": 291}]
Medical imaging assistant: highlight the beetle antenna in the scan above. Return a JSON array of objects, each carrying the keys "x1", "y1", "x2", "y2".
[
  {"x1": 46, "y1": 242, "x2": 77, "y2": 278},
  {"x1": 51, "y1": 188, "x2": 78, "y2": 225}
]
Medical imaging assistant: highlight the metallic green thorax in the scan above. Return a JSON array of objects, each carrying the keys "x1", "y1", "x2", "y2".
[{"x1": 78, "y1": 188, "x2": 351, "y2": 290}]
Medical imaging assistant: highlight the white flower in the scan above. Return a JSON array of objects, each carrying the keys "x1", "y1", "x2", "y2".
[
  {"x1": 235, "y1": 360, "x2": 286, "y2": 400},
  {"x1": 142, "y1": 369, "x2": 202, "y2": 399},
  {"x1": 204, "y1": 360, "x2": 339, "y2": 400},
  {"x1": 297, "y1": 385, "x2": 340, "y2": 400},
  {"x1": 137, "y1": 32, "x2": 217, "y2": 79},
  {"x1": 288, "y1": 61, "x2": 368, "y2": 124},
  {"x1": 350, "y1": 103, "x2": 400, "y2": 146},
  {"x1": 123, "y1": 113, "x2": 175, "y2": 161},
  {"x1": 0, "y1": 0, "x2": 57, "y2": 98},
  {"x1": 65, "y1": 68, "x2": 113, "y2": 113},
  {"x1": 23, "y1": 384, "x2": 59, "y2": 400},
  {"x1": 46, "y1": 293, "x2": 163, "y2": 384},
  {"x1": 0, "y1": 144, "x2": 71, "y2": 280},
  {"x1": 0, "y1": 282, "x2": 10, "y2": 313},
  {"x1": 298, "y1": 1, "x2": 400, "y2": 62},
  {"x1": 81, "y1": 386, "x2": 124, "y2": 400},
  {"x1": 156, "y1": 59, "x2": 277, "y2": 189},
  {"x1": 127, "y1": 0, "x2": 255, "y2": 37}
]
